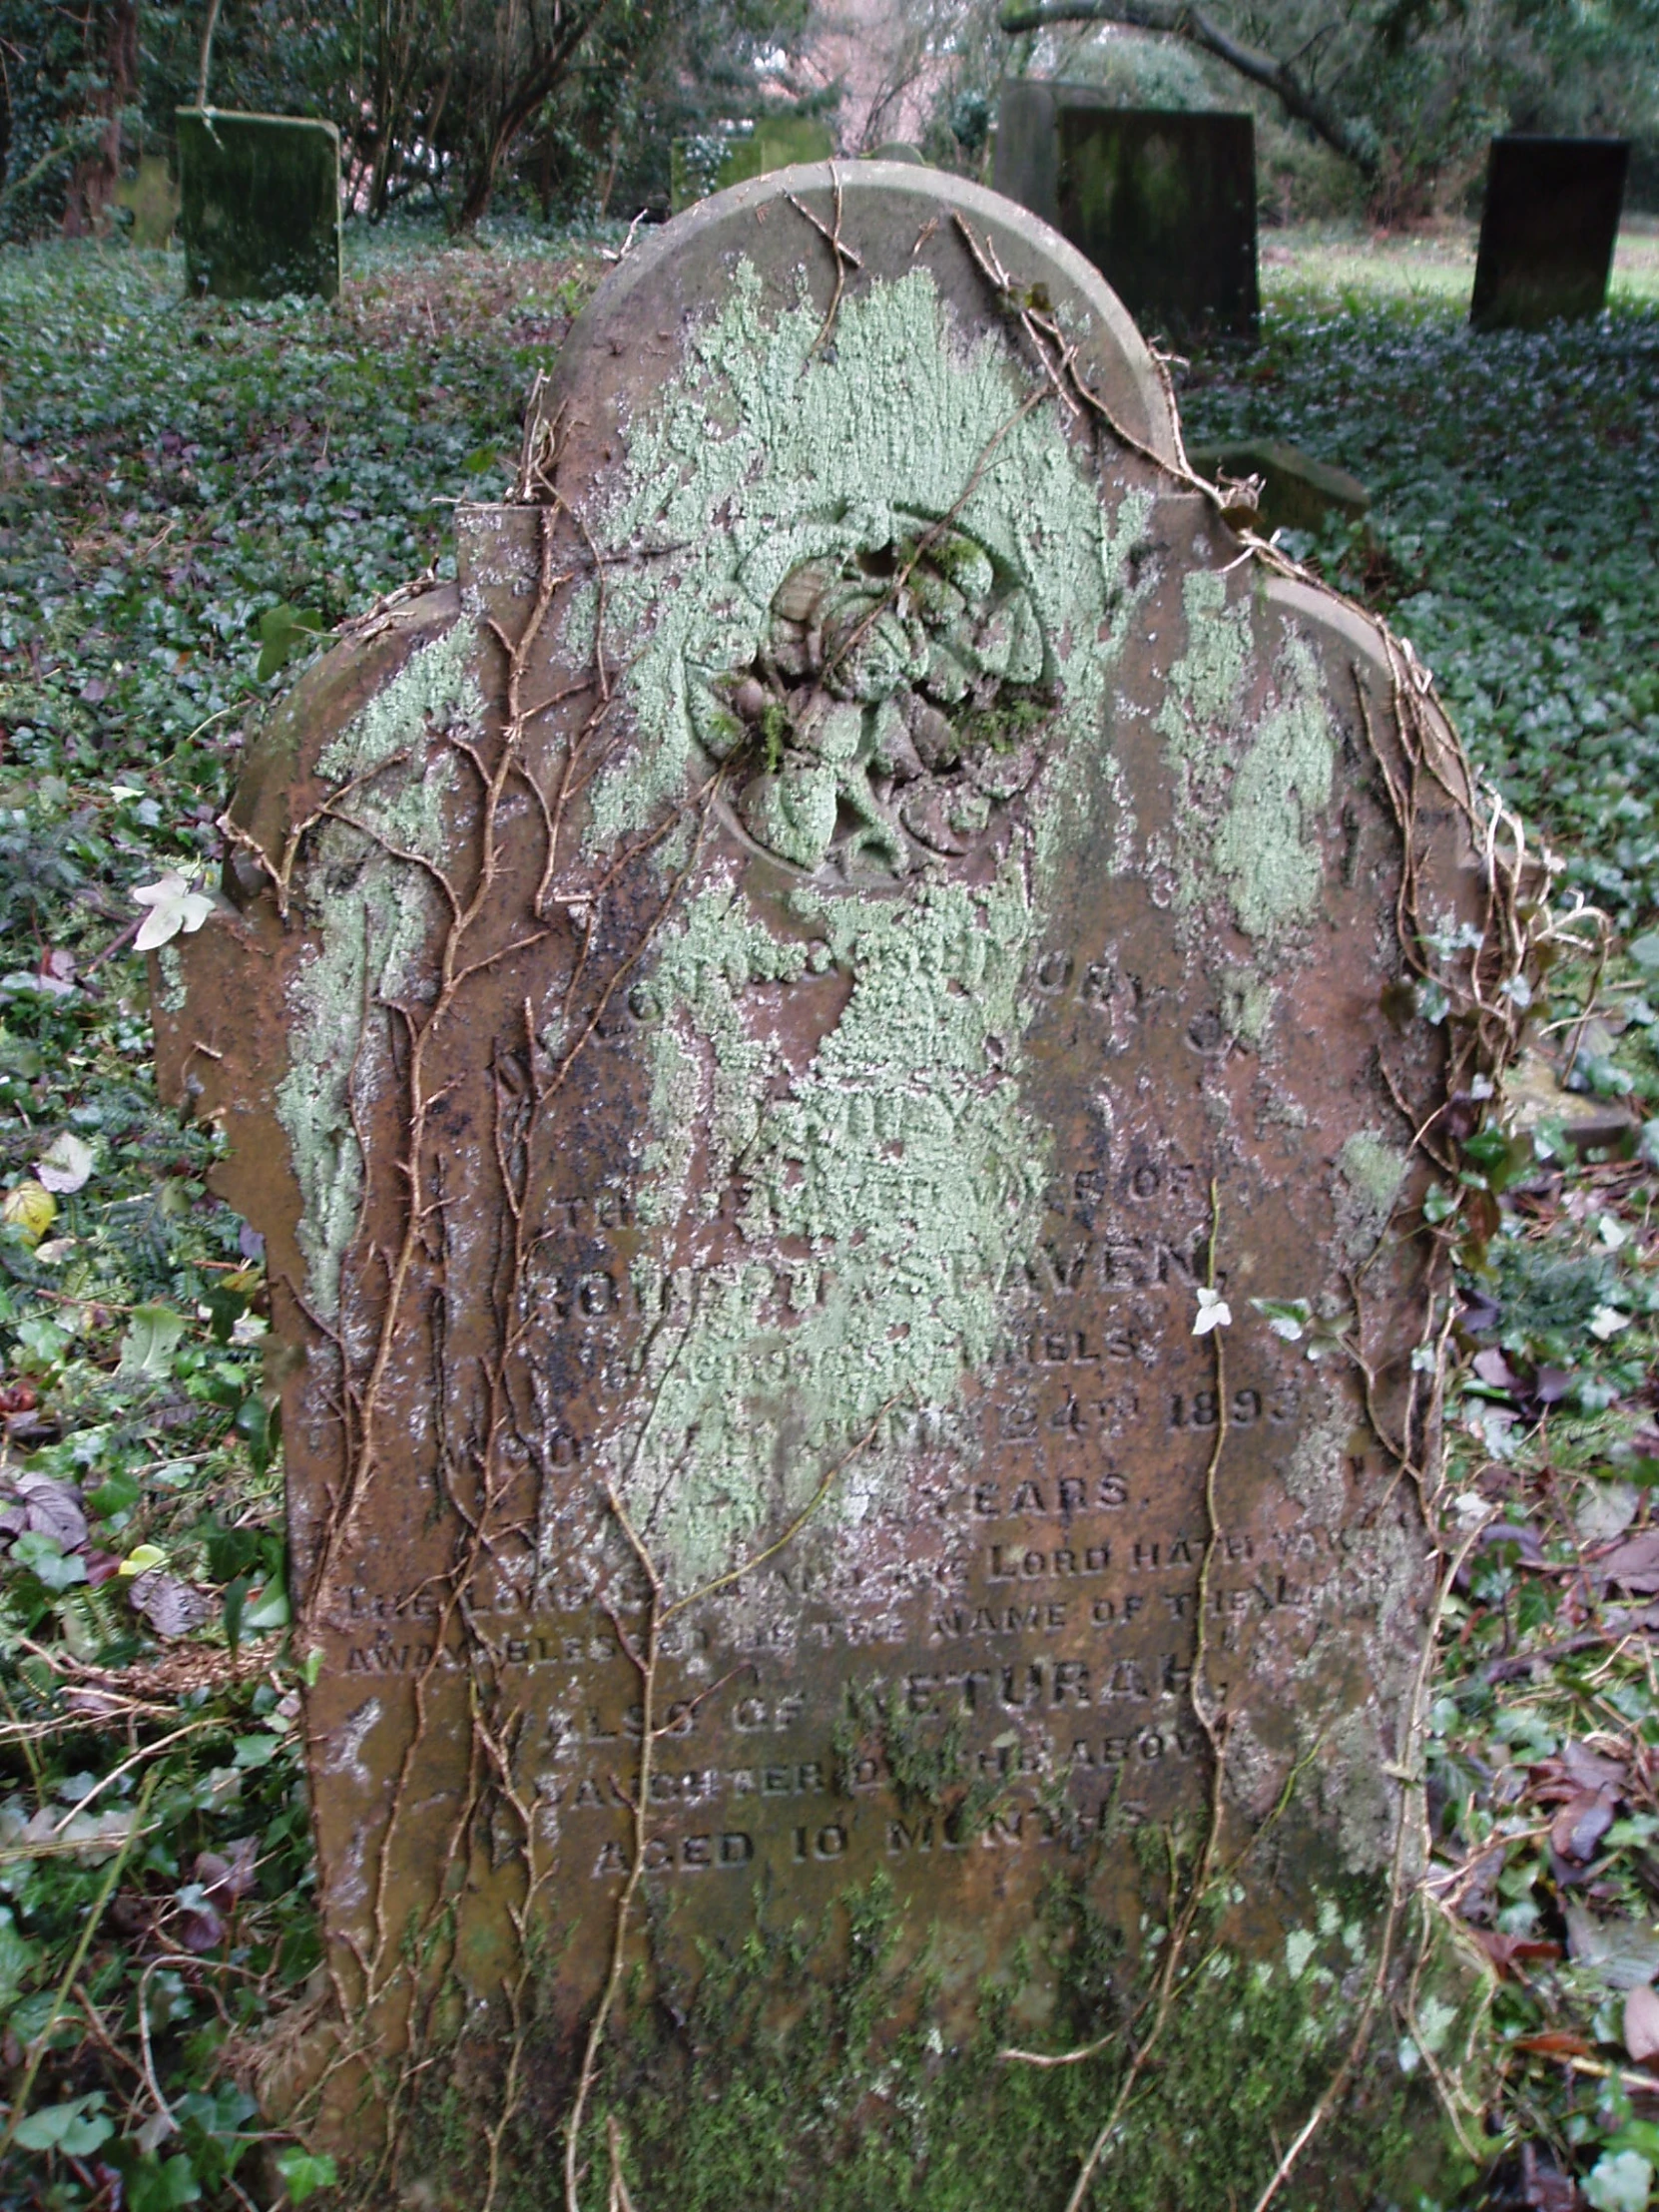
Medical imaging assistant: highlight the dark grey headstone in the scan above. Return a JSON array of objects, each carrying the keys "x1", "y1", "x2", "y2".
[
  {"x1": 995, "y1": 88, "x2": 1259, "y2": 342},
  {"x1": 1470, "y1": 136, "x2": 1629, "y2": 331},
  {"x1": 1057, "y1": 108, "x2": 1259, "y2": 343},
  {"x1": 176, "y1": 108, "x2": 341, "y2": 302}
]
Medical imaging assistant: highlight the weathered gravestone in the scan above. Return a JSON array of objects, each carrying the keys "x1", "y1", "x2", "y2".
[
  {"x1": 156, "y1": 162, "x2": 1501, "y2": 2207},
  {"x1": 1470, "y1": 135, "x2": 1629, "y2": 331},
  {"x1": 996, "y1": 86, "x2": 1259, "y2": 342},
  {"x1": 176, "y1": 108, "x2": 341, "y2": 301},
  {"x1": 995, "y1": 79, "x2": 1108, "y2": 234}
]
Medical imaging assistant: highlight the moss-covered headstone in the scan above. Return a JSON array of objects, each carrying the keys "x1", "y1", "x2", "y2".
[
  {"x1": 176, "y1": 108, "x2": 340, "y2": 302},
  {"x1": 1470, "y1": 135, "x2": 1629, "y2": 332},
  {"x1": 996, "y1": 87, "x2": 1259, "y2": 342},
  {"x1": 155, "y1": 162, "x2": 1506, "y2": 2208}
]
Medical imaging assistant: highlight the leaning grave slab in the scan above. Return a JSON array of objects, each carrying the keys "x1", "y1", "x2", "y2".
[{"x1": 156, "y1": 162, "x2": 1506, "y2": 2206}]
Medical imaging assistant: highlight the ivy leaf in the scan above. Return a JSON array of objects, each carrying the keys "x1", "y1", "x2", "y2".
[
  {"x1": 10, "y1": 1530, "x2": 89, "y2": 1592},
  {"x1": 243, "y1": 1577, "x2": 290, "y2": 1631},
  {"x1": 117, "y1": 1304, "x2": 187, "y2": 1378},
  {"x1": 124, "y1": 2152, "x2": 203, "y2": 2210},
  {"x1": 132, "y1": 872, "x2": 214, "y2": 953},
  {"x1": 233, "y1": 1731, "x2": 282, "y2": 1770},
  {"x1": 13, "y1": 2094, "x2": 115, "y2": 2156},
  {"x1": 35, "y1": 1131, "x2": 94, "y2": 1195},
  {"x1": 276, "y1": 2147, "x2": 338, "y2": 2206}
]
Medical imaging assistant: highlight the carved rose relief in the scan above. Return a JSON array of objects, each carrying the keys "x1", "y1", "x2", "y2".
[{"x1": 683, "y1": 514, "x2": 1053, "y2": 877}]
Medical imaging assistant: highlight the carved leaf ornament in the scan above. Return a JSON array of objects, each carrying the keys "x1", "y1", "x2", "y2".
[{"x1": 692, "y1": 522, "x2": 1050, "y2": 874}]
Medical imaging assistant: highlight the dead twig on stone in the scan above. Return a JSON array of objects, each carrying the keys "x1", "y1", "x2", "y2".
[{"x1": 787, "y1": 164, "x2": 862, "y2": 360}]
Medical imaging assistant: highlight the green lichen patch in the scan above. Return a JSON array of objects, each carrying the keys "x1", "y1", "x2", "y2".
[
  {"x1": 1158, "y1": 573, "x2": 1338, "y2": 950},
  {"x1": 572, "y1": 262, "x2": 1140, "y2": 863},
  {"x1": 621, "y1": 864, "x2": 1049, "y2": 1592},
  {"x1": 1336, "y1": 1127, "x2": 1410, "y2": 1261},
  {"x1": 570, "y1": 261, "x2": 1176, "y2": 1595},
  {"x1": 274, "y1": 619, "x2": 481, "y2": 1319},
  {"x1": 156, "y1": 940, "x2": 188, "y2": 1015}
]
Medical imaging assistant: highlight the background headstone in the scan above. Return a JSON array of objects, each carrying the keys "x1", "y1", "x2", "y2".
[
  {"x1": 176, "y1": 108, "x2": 341, "y2": 301},
  {"x1": 158, "y1": 162, "x2": 1484, "y2": 2204},
  {"x1": 1057, "y1": 108, "x2": 1259, "y2": 342},
  {"x1": 1470, "y1": 135, "x2": 1629, "y2": 331},
  {"x1": 994, "y1": 78, "x2": 1109, "y2": 234},
  {"x1": 996, "y1": 86, "x2": 1259, "y2": 341},
  {"x1": 671, "y1": 115, "x2": 835, "y2": 210},
  {"x1": 115, "y1": 154, "x2": 180, "y2": 248}
]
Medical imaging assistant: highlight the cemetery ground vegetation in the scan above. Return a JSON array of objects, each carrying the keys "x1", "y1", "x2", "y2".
[{"x1": 0, "y1": 218, "x2": 1657, "y2": 2207}]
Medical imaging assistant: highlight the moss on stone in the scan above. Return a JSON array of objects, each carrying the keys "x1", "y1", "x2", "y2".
[{"x1": 392, "y1": 1864, "x2": 1471, "y2": 2212}]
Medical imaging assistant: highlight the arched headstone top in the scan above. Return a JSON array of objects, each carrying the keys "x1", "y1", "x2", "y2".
[{"x1": 541, "y1": 161, "x2": 1180, "y2": 474}]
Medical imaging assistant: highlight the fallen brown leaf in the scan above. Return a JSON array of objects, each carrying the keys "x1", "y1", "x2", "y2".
[
  {"x1": 1598, "y1": 1529, "x2": 1659, "y2": 1592},
  {"x1": 1550, "y1": 1786, "x2": 1618, "y2": 1863},
  {"x1": 1469, "y1": 1928, "x2": 1563, "y2": 1979},
  {"x1": 1515, "y1": 2030, "x2": 1596, "y2": 2058},
  {"x1": 1625, "y1": 1982, "x2": 1659, "y2": 2063}
]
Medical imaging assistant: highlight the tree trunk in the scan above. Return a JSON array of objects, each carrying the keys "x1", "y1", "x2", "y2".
[
  {"x1": 63, "y1": 0, "x2": 139, "y2": 236},
  {"x1": 449, "y1": 0, "x2": 613, "y2": 231}
]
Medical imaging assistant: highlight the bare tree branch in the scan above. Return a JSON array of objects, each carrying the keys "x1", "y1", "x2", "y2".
[{"x1": 997, "y1": 0, "x2": 1379, "y2": 176}]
